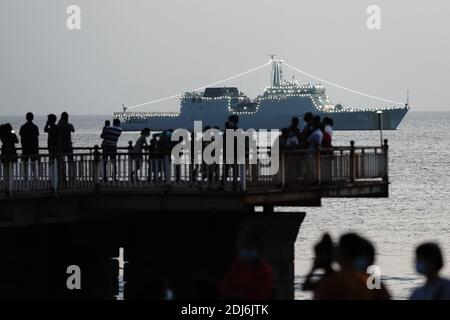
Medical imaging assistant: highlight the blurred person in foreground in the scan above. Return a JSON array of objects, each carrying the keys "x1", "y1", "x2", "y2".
[
  {"x1": 219, "y1": 228, "x2": 274, "y2": 300},
  {"x1": 313, "y1": 233, "x2": 390, "y2": 300},
  {"x1": 410, "y1": 242, "x2": 450, "y2": 300},
  {"x1": 302, "y1": 233, "x2": 336, "y2": 292}
]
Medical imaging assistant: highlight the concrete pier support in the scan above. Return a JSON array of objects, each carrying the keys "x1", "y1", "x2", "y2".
[
  {"x1": 0, "y1": 223, "x2": 120, "y2": 299},
  {"x1": 123, "y1": 211, "x2": 305, "y2": 300},
  {"x1": 0, "y1": 196, "x2": 305, "y2": 300}
]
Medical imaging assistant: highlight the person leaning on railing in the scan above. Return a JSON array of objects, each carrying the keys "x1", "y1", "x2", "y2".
[
  {"x1": 19, "y1": 112, "x2": 39, "y2": 163},
  {"x1": 306, "y1": 116, "x2": 323, "y2": 152},
  {"x1": 55, "y1": 112, "x2": 75, "y2": 183},
  {"x1": 131, "y1": 128, "x2": 150, "y2": 179},
  {"x1": 56, "y1": 112, "x2": 75, "y2": 155},
  {"x1": 101, "y1": 118, "x2": 122, "y2": 180},
  {"x1": 0, "y1": 123, "x2": 19, "y2": 163},
  {"x1": 44, "y1": 114, "x2": 58, "y2": 157}
]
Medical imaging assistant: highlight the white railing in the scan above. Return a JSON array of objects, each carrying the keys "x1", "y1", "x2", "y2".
[{"x1": 0, "y1": 141, "x2": 388, "y2": 196}]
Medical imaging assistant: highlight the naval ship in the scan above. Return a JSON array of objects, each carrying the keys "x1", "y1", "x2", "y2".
[{"x1": 114, "y1": 58, "x2": 409, "y2": 131}]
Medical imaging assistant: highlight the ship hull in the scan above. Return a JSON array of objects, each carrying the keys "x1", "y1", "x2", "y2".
[{"x1": 118, "y1": 107, "x2": 409, "y2": 131}]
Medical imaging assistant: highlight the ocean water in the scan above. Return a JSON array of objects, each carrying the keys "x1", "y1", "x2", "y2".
[{"x1": 1, "y1": 112, "x2": 449, "y2": 300}]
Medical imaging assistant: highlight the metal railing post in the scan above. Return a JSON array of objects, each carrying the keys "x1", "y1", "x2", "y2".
[
  {"x1": 316, "y1": 150, "x2": 321, "y2": 185},
  {"x1": 350, "y1": 140, "x2": 355, "y2": 183},
  {"x1": 128, "y1": 141, "x2": 133, "y2": 183},
  {"x1": 53, "y1": 156, "x2": 58, "y2": 194},
  {"x1": 239, "y1": 163, "x2": 246, "y2": 191},
  {"x1": 93, "y1": 145, "x2": 101, "y2": 191},
  {"x1": 383, "y1": 139, "x2": 389, "y2": 183},
  {"x1": 164, "y1": 155, "x2": 171, "y2": 185},
  {"x1": 7, "y1": 156, "x2": 12, "y2": 197},
  {"x1": 281, "y1": 151, "x2": 286, "y2": 189}
]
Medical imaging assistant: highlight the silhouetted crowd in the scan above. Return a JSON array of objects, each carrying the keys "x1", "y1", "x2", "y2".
[
  {"x1": 0, "y1": 112, "x2": 75, "y2": 160},
  {"x1": 280, "y1": 112, "x2": 334, "y2": 150},
  {"x1": 1, "y1": 112, "x2": 335, "y2": 162},
  {"x1": 219, "y1": 232, "x2": 450, "y2": 300},
  {"x1": 131, "y1": 229, "x2": 450, "y2": 300},
  {"x1": 305, "y1": 234, "x2": 450, "y2": 300}
]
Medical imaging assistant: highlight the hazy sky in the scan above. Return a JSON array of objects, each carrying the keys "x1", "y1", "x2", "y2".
[{"x1": 0, "y1": 0, "x2": 449, "y2": 116}]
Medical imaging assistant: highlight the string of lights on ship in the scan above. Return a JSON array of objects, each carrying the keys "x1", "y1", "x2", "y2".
[{"x1": 116, "y1": 82, "x2": 406, "y2": 120}]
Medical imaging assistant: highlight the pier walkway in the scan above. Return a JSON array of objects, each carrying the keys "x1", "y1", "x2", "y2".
[{"x1": 0, "y1": 140, "x2": 389, "y2": 221}]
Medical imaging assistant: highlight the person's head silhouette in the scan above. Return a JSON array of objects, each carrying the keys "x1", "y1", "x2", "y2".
[
  {"x1": 415, "y1": 242, "x2": 444, "y2": 279},
  {"x1": 303, "y1": 112, "x2": 313, "y2": 123},
  {"x1": 60, "y1": 112, "x2": 69, "y2": 123},
  {"x1": 26, "y1": 112, "x2": 34, "y2": 122},
  {"x1": 314, "y1": 233, "x2": 334, "y2": 270},
  {"x1": 47, "y1": 114, "x2": 57, "y2": 125},
  {"x1": 337, "y1": 233, "x2": 374, "y2": 272},
  {"x1": 142, "y1": 127, "x2": 151, "y2": 137}
]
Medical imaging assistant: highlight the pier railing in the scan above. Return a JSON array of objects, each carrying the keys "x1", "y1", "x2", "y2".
[{"x1": 0, "y1": 140, "x2": 388, "y2": 196}]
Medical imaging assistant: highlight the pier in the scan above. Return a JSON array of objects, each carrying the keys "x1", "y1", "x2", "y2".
[{"x1": 0, "y1": 141, "x2": 389, "y2": 299}]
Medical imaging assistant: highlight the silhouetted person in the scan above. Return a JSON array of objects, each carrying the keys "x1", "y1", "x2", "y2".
[
  {"x1": 321, "y1": 117, "x2": 333, "y2": 149},
  {"x1": 279, "y1": 128, "x2": 289, "y2": 149},
  {"x1": 313, "y1": 233, "x2": 378, "y2": 300},
  {"x1": 301, "y1": 112, "x2": 314, "y2": 144},
  {"x1": 303, "y1": 233, "x2": 335, "y2": 291},
  {"x1": 19, "y1": 112, "x2": 39, "y2": 162},
  {"x1": 286, "y1": 131, "x2": 299, "y2": 148},
  {"x1": 157, "y1": 130, "x2": 170, "y2": 154},
  {"x1": 56, "y1": 112, "x2": 75, "y2": 183},
  {"x1": 56, "y1": 112, "x2": 75, "y2": 154},
  {"x1": 0, "y1": 124, "x2": 18, "y2": 193},
  {"x1": 410, "y1": 242, "x2": 450, "y2": 300},
  {"x1": 223, "y1": 115, "x2": 239, "y2": 186},
  {"x1": 131, "y1": 127, "x2": 150, "y2": 179},
  {"x1": 102, "y1": 118, "x2": 122, "y2": 179},
  {"x1": 307, "y1": 115, "x2": 323, "y2": 151},
  {"x1": 44, "y1": 114, "x2": 58, "y2": 156},
  {"x1": 320, "y1": 117, "x2": 334, "y2": 182},
  {"x1": 100, "y1": 120, "x2": 110, "y2": 141},
  {"x1": 149, "y1": 134, "x2": 158, "y2": 152},
  {"x1": 219, "y1": 228, "x2": 274, "y2": 300},
  {"x1": 0, "y1": 123, "x2": 18, "y2": 162},
  {"x1": 288, "y1": 116, "x2": 301, "y2": 141},
  {"x1": 351, "y1": 233, "x2": 391, "y2": 300},
  {"x1": 201, "y1": 125, "x2": 219, "y2": 183}
]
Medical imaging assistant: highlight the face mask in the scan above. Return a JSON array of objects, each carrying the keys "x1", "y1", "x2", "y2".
[
  {"x1": 416, "y1": 260, "x2": 427, "y2": 275},
  {"x1": 165, "y1": 288, "x2": 174, "y2": 300},
  {"x1": 353, "y1": 257, "x2": 369, "y2": 272},
  {"x1": 239, "y1": 249, "x2": 259, "y2": 260}
]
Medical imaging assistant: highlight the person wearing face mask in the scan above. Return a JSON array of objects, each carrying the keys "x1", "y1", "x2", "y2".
[
  {"x1": 410, "y1": 242, "x2": 450, "y2": 300},
  {"x1": 351, "y1": 235, "x2": 391, "y2": 300},
  {"x1": 219, "y1": 228, "x2": 274, "y2": 300},
  {"x1": 314, "y1": 233, "x2": 379, "y2": 300}
]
